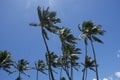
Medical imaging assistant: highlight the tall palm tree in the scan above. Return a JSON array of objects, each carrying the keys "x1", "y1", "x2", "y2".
[
  {"x1": 78, "y1": 21, "x2": 105, "y2": 80},
  {"x1": 78, "y1": 24, "x2": 88, "y2": 80},
  {"x1": 13, "y1": 59, "x2": 30, "y2": 80},
  {"x1": 34, "y1": 60, "x2": 47, "y2": 80},
  {"x1": 59, "y1": 28, "x2": 81, "y2": 80},
  {"x1": 30, "y1": 6, "x2": 61, "y2": 80},
  {"x1": 0, "y1": 50, "x2": 14, "y2": 74}
]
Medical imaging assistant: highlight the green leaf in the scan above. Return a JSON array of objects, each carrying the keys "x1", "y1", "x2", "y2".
[
  {"x1": 49, "y1": 11, "x2": 56, "y2": 18},
  {"x1": 92, "y1": 36, "x2": 103, "y2": 44},
  {"x1": 37, "y1": 6, "x2": 43, "y2": 22},
  {"x1": 29, "y1": 23, "x2": 38, "y2": 26}
]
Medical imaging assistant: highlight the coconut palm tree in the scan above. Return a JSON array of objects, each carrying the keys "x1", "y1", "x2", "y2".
[
  {"x1": 13, "y1": 59, "x2": 30, "y2": 80},
  {"x1": 30, "y1": 6, "x2": 61, "y2": 80},
  {"x1": 78, "y1": 21, "x2": 105, "y2": 80},
  {"x1": 59, "y1": 28, "x2": 81, "y2": 80},
  {"x1": 34, "y1": 60, "x2": 47, "y2": 80},
  {"x1": 78, "y1": 24, "x2": 88, "y2": 80},
  {"x1": 82, "y1": 56, "x2": 96, "y2": 80},
  {"x1": 0, "y1": 50, "x2": 14, "y2": 74}
]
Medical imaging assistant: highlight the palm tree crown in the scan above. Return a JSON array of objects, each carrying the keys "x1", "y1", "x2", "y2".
[
  {"x1": 13, "y1": 59, "x2": 30, "y2": 80},
  {"x1": 0, "y1": 50, "x2": 14, "y2": 74},
  {"x1": 78, "y1": 21, "x2": 105, "y2": 44}
]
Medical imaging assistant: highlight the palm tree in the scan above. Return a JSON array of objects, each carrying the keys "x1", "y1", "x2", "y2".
[
  {"x1": 0, "y1": 50, "x2": 14, "y2": 74},
  {"x1": 78, "y1": 24, "x2": 88, "y2": 80},
  {"x1": 34, "y1": 60, "x2": 47, "y2": 80},
  {"x1": 29, "y1": 6, "x2": 60, "y2": 80},
  {"x1": 82, "y1": 56, "x2": 96, "y2": 80},
  {"x1": 78, "y1": 21, "x2": 105, "y2": 80},
  {"x1": 13, "y1": 59, "x2": 30, "y2": 80},
  {"x1": 59, "y1": 28, "x2": 81, "y2": 80}
]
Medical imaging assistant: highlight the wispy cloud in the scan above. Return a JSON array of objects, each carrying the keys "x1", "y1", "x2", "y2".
[
  {"x1": 93, "y1": 78, "x2": 97, "y2": 80},
  {"x1": 115, "y1": 72, "x2": 120, "y2": 78},
  {"x1": 93, "y1": 76, "x2": 113, "y2": 80},
  {"x1": 103, "y1": 78, "x2": 108, "y2": 80},
  {"x1": 117, "y1": 49, "x2": 120, "y2": 59}
]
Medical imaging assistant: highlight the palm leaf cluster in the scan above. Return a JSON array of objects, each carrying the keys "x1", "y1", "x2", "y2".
[
  {"x1": 30, "y1": 6, "x2": 61, "y2": 40},
  {"x1": 78, "y1": 21, "x2": 105, "y2": 45},
  {"x1": 82, "y1": 56, "x2": 96, "y2": 80},
  {"x1": 58, "y1": 28, "x2": 81, "y2": 80},
  {"x1": 34, "y1": 60, "x2": 47, "y2": 80},
  {"x1": 14, "y1": 59, "x2": 30, "y2": 80},
  {"x1": 0, "y1": 50, "x2": 14, "y2": 74}
]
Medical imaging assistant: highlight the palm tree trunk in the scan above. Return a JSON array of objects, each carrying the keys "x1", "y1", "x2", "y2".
[
  {"x1": 82, "y1": 40, "x2": 88, "y2": 80},
  {"x1": 41, "y1": 28, "x2": 54, "y2": 80},
  {"x1": 66, "y1": 70, "x2": 71, "y2": 80},
  {"x1": 18, "y1": 71, "x2": 21, "y2": 79},
  {"x1": 82, "y1": 68, "x2": 85, "y2": 80},
  {"x1": 36, "y1": 70, "x2": 38, "y2": 80},
  {"x1": 60, "y1": 68, "x2": 62, "y2": 80},
  {"x1": 62, "y1": 66, "x2": 71, "y2": 80},
  {"x1": 85, "y1": 69, "x2": 87, "y2": 80},
  {"x1": 71, "y1": 60, "x2": 73, "y2": 80},
  {"x1": 90, "y1": 37, "x2": 99, "y2": 80}
]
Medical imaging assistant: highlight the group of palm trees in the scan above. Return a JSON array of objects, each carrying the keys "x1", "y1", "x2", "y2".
[{"x1": 0, "y1": 6, "x2": 105, "y2": 80}]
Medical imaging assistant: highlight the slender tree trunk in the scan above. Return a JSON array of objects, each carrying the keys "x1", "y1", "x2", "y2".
[
  {"x1": 18, "y1": 71, "x2": 21, "y2": 80},
  {"x1": 59, "y1": 68, "x2": 63, "y2": 80},
  {"x1": 41, "y1": 28, "x2": 54, "y2": 80},
  {"x1": 62, "y1": 66, "x2": 71, "y2": 80},
  {"x1": 90, "y1": 37, "x2": 99, "y2": 80},
  {"x1": 66, "y1": 70, "x2": 71, "y2": 80},
  {"x1": 82, "y1": 68, "x2": 85, "y2": 80},
  {"x1": 36, "y1": 70, "x2": 38, "y2": 80},
  {"x1": 71, "y1": 60, "x2": 73, "y2": 80},
  {"x1": 82, "y1": 40, "x2": 88, "y2": 80},
  {"x1": 85, "y1": 69, "x2": 87, "y2": 80}
]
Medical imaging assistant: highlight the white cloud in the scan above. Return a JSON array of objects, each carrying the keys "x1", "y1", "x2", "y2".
[
  {"x1": 103, "y1": 78, "x2": 108, "y2": 80},
  {"x1": 108, "y1": 76, "x2": 113, "y2": 80},
  {"x1": 115, "y1": 72, "x2": 120, "y2": 78},
  {"x1": 93, "y1": 78, "x2": 97, "y2": 80},
  {"x1": 116, "y1": 49, "x2": 120, "y2": 59}
]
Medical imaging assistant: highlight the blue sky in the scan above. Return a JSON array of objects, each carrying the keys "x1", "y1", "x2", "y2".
[{"x1": 0, "y1": 0, "x2": 120, "y2": 80}]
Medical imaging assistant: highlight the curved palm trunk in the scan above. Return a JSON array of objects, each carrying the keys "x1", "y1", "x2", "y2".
[
  {"x1": 90, "y1": 37, "x2": 99, "y2": 80},
  {"x1": 41, "y1": 28, "x2": 54, "y2": 80}
]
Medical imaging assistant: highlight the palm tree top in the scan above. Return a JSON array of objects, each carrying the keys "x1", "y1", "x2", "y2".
[
  {"x1": 59, "y1": 27, "x2": 77, "y2": 44},
  {"x1": 30, "y1": 6, "x2": 61, "y2": 40},
  {"x1": 0, "y1": 50, "x2": 14, "y2": 74},
  {"x1": 78, "y1": 20, "x2": 105, "y2": 44}
]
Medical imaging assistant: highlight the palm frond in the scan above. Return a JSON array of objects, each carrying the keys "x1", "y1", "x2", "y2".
[
  {"x1": 29, "y1": 23, "x2": 39, "y2": 26},
  {"x1": 92, "y1": 36, "x2": 103, "y2": 44}
]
